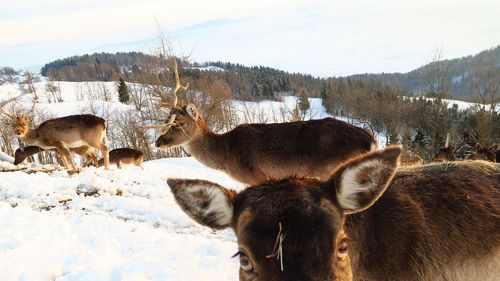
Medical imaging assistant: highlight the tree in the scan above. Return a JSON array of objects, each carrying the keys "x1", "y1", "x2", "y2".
[{"x1": 117, "y1": 77, "x2": 129, "y2": 103}]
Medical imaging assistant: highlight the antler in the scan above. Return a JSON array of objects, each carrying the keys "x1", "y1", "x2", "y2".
[
  {"x1": 141, "y1": 114, "x2": 177, "y2": 134},
  {"x1": 171, "y1": 59, "x2": 189, "y2": 108},
  {"x1": 0, "y1": 93, "x2": 28, "y2": 119}
]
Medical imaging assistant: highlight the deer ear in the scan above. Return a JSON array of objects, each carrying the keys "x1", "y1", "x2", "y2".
[
  {"x1": 490, "y1": 144, "x2": 498, "y2": 151},
  {"x1": 331, "y1": 146, "x2": 401, "y2": 214},
  {"x1": 167, "y1": 178, "x2": 237, "y2": 230},
  {"x1": 186, "y1": 104, "x2": 199, "y2": 120},
  {"x1": 476, "y1": 143, "x2": 482, "y2": 150}
]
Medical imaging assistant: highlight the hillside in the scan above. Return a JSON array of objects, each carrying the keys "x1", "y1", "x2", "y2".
[{"x1": 349, "y1": 46, "x2": 500, "y2": 101}]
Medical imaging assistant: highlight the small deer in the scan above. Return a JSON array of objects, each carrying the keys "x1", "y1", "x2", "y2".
[
  {"x1": 145, "y1": 60, "x2": 377, "y2": 185},
  {"x1": 1, "y1": 108, "x2": 110, "y2": 170},
  {"x1": 14, "y1": 145, "x2": 98, "y2": 167},
  {"x1": 468, "y1": 143, "x2": 498, "y2": 162},
  {"x1": 95, "y1": 148, "x2": 144, "y2": 169},
  {"x1": 168, "y1": 146, "x2": 500, "y2": 281}
]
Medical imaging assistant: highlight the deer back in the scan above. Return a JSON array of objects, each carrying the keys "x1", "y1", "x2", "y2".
[{"x1": 97, "y1": 148, "x2": 143, "y2": 166}]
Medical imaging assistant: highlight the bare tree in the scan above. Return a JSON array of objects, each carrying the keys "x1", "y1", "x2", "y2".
[{"x1": 421, "y1": 47, "x2": 450, "y2": 99}]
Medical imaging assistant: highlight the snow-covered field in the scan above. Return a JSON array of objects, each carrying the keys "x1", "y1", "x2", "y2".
[{"x1": 0, "y1": 158, "x2": 244, "y2": 281}]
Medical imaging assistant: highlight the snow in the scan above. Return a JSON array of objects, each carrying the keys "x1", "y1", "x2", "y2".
[{"x1": 0, "y1": 158, "x2": 243, "y2": 281}]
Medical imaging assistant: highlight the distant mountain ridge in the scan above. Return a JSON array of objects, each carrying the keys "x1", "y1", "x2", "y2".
[
  {"x1": 36, "y1": 46, "x2": 500, "y2": 101},
  {"x1": 348, "y1": 45, "x2": 500, "y2": 101}
]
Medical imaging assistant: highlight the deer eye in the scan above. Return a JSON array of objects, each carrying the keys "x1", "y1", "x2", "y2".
[
  {"x1": 234, "y1": 251, "x2": 253, "y2": 272},
  {"x1": 337, "y1": 238, "x2": 349, "y2": 259}
]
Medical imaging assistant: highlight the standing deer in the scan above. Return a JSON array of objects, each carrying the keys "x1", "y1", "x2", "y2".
[
  {"x1": 168, "y1": 146, "x2": 500, "y2": 281},
  {"x1": 94, "y1": 148, "x2": 144, "y2": 169},
  {"x1": 14, "y1": 145, "x2": 98, "y2": 166},
  {"x1": 468, "y1": 143, "x2": 498, "y2": 162},
  {"x1": 2, "y1": 109, "x2": 110, "y2": 170},
  {"x1": 145, "y1": 60, "x2": 377, "y2": 185}
]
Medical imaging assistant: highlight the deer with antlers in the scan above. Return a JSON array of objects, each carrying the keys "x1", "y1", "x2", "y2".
[
  {"x1": 144, "y1": 60, "x2": 377, "y2": 185},
  {"x1": 0, "y1": 101, "x2": 109, "y2": 170},
  {"x1": 168, "y1": 146, "x2": 500, "y2": 281}
]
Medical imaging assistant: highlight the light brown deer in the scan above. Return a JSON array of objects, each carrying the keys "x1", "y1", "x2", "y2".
[
  {"x1": 145, "y1": 60, "x2": 377, "y2": 185},
  {"x1": 14, "y1": 145, "x2": 98, "y2": 166},
  {"x1": 468, "y1": 143, "x2": 497, "y2": 162},
  {"x1": 95, "y1": 147, "x2": 144, "y2": 169},
  {"x1": 168, "y1": 146, "x2": 500, "y2": 281},
  {"x1": 2, "y1": 110, "x2": 109, "y2": 170}
]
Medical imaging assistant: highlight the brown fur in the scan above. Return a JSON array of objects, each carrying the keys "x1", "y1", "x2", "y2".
[
  {"x1": 168, "y1": 147, "x2": 500, "y2": 281},
  {"x1": 96, "y1": 147, "x2": 144, "y2": 169},
  {"x1": 434, "y1": 145, "x2": 456, "y2": 161},
  {"x1": 468, "y1": 143, "x2": 497, "y2": 162},
  {"x1": 156, "y1": 105, "x2": 377, "y2": 185},
  {"x1": 9, "y1": 114, "x2": 110, "y2": 170},
  {"x1": 14, "y1": 145, "x2": 97, "y2": 166},
  {"x1": 400, "y1": 150, "x2": 423, "y2": 165}
]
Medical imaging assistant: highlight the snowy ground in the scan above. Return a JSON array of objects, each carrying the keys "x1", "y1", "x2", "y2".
[{"x1": 0, "y1": 158, "x2": 246, "y2": 281}]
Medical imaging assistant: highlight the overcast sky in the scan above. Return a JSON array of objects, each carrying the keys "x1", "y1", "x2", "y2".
[{"x1": 1, "y1": 0, "x2": 499, "y2": 77}]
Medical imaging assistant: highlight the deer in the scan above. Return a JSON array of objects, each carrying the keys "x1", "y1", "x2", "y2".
[
  {"x1": 93, "y1": 147, "x2": 144, "y2": 169},
  {"x1": 14, "y1": 145, "x2": 98, "y2": 167},
  {"x1": 144, "y1": 60, "x2": 377, "y2": 185},
  {"x1": 399, "y1": 149, "x2": 423, "y2": 165},
  {"x1": 0, "y1": 104, "x2": 110, "y2": 170},
  {"x1": 468, "y1": 143, "x2": 498, "y2": 162},
  {"x1": 167, "y1": 146, "x2": 500, "y2": 281},
  {"x1": 434, "y1": 133, "x2": 456, "y2": 161}
]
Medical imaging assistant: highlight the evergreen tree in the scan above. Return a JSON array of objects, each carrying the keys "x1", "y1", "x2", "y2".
[{"x1": 118, "y1": 77, "x2": 129, "y2": 103}]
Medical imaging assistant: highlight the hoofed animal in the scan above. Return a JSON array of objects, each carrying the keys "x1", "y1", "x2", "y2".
[
  {"x1": 14, "y1": 145, "x2": 97, "y2": 167},
  {"x1": 168, "y1": 146, "x2": 500, "y2": 281},
  {"x1": 146, "y1": 60, "x2": 376, "y2": 185},
  {"x1": 5, "y1": 113, "x2": 109, "y2": 170},
  {"x1": 468, "y1": 143, "x2": 498, "y2": 162},
  {"x1": 95, "y1": 147, "x2": 144, "y2": 169},
  {"x1": 399, "y1": 150, "x2": 423, "y2": 165}
]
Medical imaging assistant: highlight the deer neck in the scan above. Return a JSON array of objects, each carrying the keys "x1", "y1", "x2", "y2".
[
  {"x1": 20, "y1": 128, "x2": 41, "y2": 146},
  {"x1": 184, "y1": 124, "x2": 228, "y2": 171}
]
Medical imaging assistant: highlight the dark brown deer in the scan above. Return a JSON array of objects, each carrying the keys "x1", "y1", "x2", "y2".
[
  {"x1": 434, "y1": 133, "x2": 456, "y2": 161},
  {"x1": 168, "y1": 146, "x2": 500, "y2": 281},
  {"x1": 145, "y1": 60, "x2": 377, "y2": 185},
  {"x1": 3, "y1": 111, "x2": 109, "y2": 170},
  {"x1": 95, "y1": 148, "x2": 144, "y2": 169},
  {"x1": 468, "y1": 143, "x2": 498, "y2": 162},
  {"x1": 14, "y1": 145, "x2": 98, "y2": 166}
]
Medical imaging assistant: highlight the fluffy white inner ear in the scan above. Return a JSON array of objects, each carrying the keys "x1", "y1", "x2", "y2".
[
  {"x1": 169, "y1": 179, "x2": 234, "y2": 229},
  {"x1": 337, "y1": 159, "x2": 389, "y2": 214},
  {"x1": 186, "y1": 104, "x2": 198, "y2": 120}
]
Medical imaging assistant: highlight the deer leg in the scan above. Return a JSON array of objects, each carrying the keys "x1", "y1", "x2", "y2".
[
  {"x1": 97, "y1": 143, "x2": 110, "y2": 169},
  {"x1": 116, "y1": 160, "x2": 122, "y2": 169},
  {"x1": 55, "y1": 145, "x2": 76, "y2": 171}
]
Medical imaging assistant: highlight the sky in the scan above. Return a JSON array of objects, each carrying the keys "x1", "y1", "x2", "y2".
[{"x1": 1, "y1": 0, "x2": 499, "y2": 77}]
